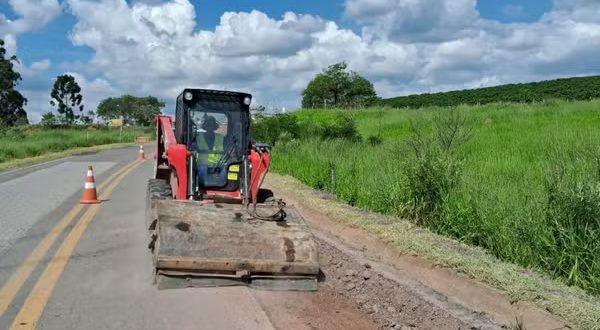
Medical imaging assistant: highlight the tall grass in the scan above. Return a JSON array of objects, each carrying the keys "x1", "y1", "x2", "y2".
[
  {"x1": 0, "y1": 125, "x2": 152, "y2": 163},
  {"x1": 270, "y1": 99, "x2": 600, "y2": 294}
]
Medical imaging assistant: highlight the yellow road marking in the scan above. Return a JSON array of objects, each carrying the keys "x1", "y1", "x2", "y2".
[
  {"x1": 0, "y1": 159, "x2": 140, "y2": 318},
  {"x1": 10, "y1": 159, "x2": 143, "y2": 329}
]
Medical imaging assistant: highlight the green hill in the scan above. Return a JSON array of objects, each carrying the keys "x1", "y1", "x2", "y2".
[{"x1": 381, "y1": 75, "x2": 600, "y2": 108}]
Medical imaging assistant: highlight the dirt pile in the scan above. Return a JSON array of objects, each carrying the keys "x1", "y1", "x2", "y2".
[{"x1": 317, "y1": 237, "x2": 499, "y2": 330}]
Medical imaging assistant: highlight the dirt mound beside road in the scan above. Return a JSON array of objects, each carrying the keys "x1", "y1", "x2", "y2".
[
  {"x1": 254, "y1": 234, "x2": 494, "y2": 330},
  {"x1": 316, "y1": 237, "x2": 495, "y2": 329}
]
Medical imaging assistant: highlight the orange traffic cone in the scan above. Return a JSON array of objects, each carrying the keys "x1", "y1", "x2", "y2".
[
  {"x1": 138, "y1": 145, "x2": 145, "y2": 160},
  {"x1": 80, "y1": 166, "x2": 101, "y2": 204}
]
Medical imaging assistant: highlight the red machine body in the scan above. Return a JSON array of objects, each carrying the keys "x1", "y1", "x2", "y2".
[{"x1": 154, "y1": 115, "x2": 270, "y2": 203}]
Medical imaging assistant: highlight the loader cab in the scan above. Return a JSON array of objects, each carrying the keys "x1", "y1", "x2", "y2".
[{"x1": 175, "y1": 89, "x2": 251, "y2": 198}]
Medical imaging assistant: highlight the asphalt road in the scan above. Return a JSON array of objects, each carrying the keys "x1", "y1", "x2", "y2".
[{"x1": 0, "y1": 146, "x2": 375, "y2": 330}]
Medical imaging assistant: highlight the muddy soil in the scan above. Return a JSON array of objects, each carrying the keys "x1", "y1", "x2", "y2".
[
  {"x1": 255, "y1": 234, "x2": 499, "y2": 330},
  {"x1": 314, "y1": 237, "x2": 497, "y2": 330},
  {"x1": 254, "y1": 288, "x2": 380, "y2": 330}
]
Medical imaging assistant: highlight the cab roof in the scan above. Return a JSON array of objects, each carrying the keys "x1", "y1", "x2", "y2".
[{"x1": 178, "y1": 89, "x2": 252, "y2": 105}]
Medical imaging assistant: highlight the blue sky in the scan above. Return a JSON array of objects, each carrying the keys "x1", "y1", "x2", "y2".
[
  {"x1": 477, "y1": 0, "x2": 552, "y2": 22},
  {"x1": 1, "y1": 0, "x2": 599, "y2": 121}
]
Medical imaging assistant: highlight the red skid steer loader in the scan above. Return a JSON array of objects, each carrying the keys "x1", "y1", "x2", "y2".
[{"x1": 146, "y1": 89, "x2": 319, "y2": 291}]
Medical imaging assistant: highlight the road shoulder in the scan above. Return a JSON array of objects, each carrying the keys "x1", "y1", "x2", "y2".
[{"x1": 266, "y1": 174, "x2": 595, "y2": 330}]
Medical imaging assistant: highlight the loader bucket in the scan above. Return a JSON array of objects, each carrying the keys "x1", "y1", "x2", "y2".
[{"x1": 150, "y1": 199, "x2": 319, "y2": 291}]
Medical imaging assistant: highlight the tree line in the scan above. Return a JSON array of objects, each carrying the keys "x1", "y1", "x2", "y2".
[
  {"x1": 95, "y1": 95, "x2": 164, "y2": 126},
  {"x1": 0, "y1": 38, "x2": 163, "y2": 127},
  {"x1": 41, "y1": 91, "x2": 164, "y2": 127},
  {"x1": 381, "y1": 76, "x2": 600, "y2": 109}
]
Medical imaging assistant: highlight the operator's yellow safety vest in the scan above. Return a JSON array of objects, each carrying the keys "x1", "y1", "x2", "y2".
[
  {"x1": 207, "y1": 153, "x2": 219, "y2": 164},
  {"x1": 198, "y1": 152, "x2": 220, "y2": 165},
  {"x1": 197, "y1": 134, "x2": 223, "y2": 165}
]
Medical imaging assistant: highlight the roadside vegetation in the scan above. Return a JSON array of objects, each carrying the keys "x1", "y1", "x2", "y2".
[
  {"x1": 253, "y1": 99, "x2": 600, "y2": 296},
  {"x1": 0, "y1": 38, "x2": 161, "y2": 169},
  {"x1": 0, "y1": 125, "x2": 152, "y2": 164}
]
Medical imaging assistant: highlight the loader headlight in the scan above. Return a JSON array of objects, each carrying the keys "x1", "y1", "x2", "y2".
[
  {"x1": 184, "y1": 91, "x2": 193, "y2": 101},
  {"x1": 243, "y1": 96, "x2": 251, "y2": 105}
]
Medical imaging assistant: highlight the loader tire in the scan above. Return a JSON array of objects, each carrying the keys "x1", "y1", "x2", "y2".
[
  {"x1": 146, "y1": 179, "x2": 172, "y2": 233},
  {"x1": 146, "y1": 179, "x2": 172, "y2": 282}
]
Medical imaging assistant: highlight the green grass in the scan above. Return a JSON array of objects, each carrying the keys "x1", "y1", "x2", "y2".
[
  {"x1": 0, "y1": 126, "x2": 152, "y2": 164},
  {"x1": 270, "y1": 99, "x2": 600, "y2": 295}
]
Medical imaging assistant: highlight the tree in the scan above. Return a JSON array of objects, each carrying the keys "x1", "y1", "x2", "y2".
[
  {"x1": 40, "y1": 112, "x2": 57, "y2": 127},
  {"x1": 96, "y1": 97, "x2": 121, "y2": 121},
  {"x1": 322, "y1": 62, "x2": 352, "y2": 106},
  {"x1": 0, "y1": 39, "x2": 28, "y2": 126},
  {"x1": 250, "y1": 104, "x2": 266, "y2": 117},
  {"x1": 80, "y1": 110, "x2": 96, "y2": 124},
  {"x1": 302, "y1": 62, "x2": 377, "y2": 109},
  {"x1": 131, "y1": 96, "x2": 163, "y2": 126},
  {"x1": 346, "y1": 73, "x2": 378, "y2": 108},
  {"x1": 96, "y1": 95, "x2": 164, "y2": 126},
  {"x1": 302, "y1": 74, "x2": 332, "y2": 108},
  {"x1": 50, "y1": 74, "x2": 83, "y2": 125}
]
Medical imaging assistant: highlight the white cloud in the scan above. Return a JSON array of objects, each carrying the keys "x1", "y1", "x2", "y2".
[
  {"x1": 11, "y1": 58, "x2": 55, "y2": 123},
  {"x1": 21, "y1": 90, "x2": 51, "y2": 123},
  {"x1": 18, "y1": 58, "x2": 51, "y2": 80},
  {"x1": 213, "y1": 11, "x2": 327, "y2": 57},
  {"x1": 345, "y1": 0, "x2": 480, "y2": 42},
  {"x1": 7, "y1": 0, "x2": 61, "y2": 33},
  {"x1": 347, "y1": 0, "x2": 600, "y2": 94},
  {"x1": 0, "y1": 0, "x2": 61, "y2": 55},
  {"x1": 36, "y1": 0, "x2": 600, "y2": 112},
  {"x1": 1, "y1": 33, "x2": 17, "y2": 56},
  {"x1": 29, "y1": 59, "x2": 51, "y2": 71}
]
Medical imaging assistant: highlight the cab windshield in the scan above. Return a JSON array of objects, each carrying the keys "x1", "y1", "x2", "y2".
[{"x1": 189, "y1": 107, "x2": 242, "y2": 166}]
